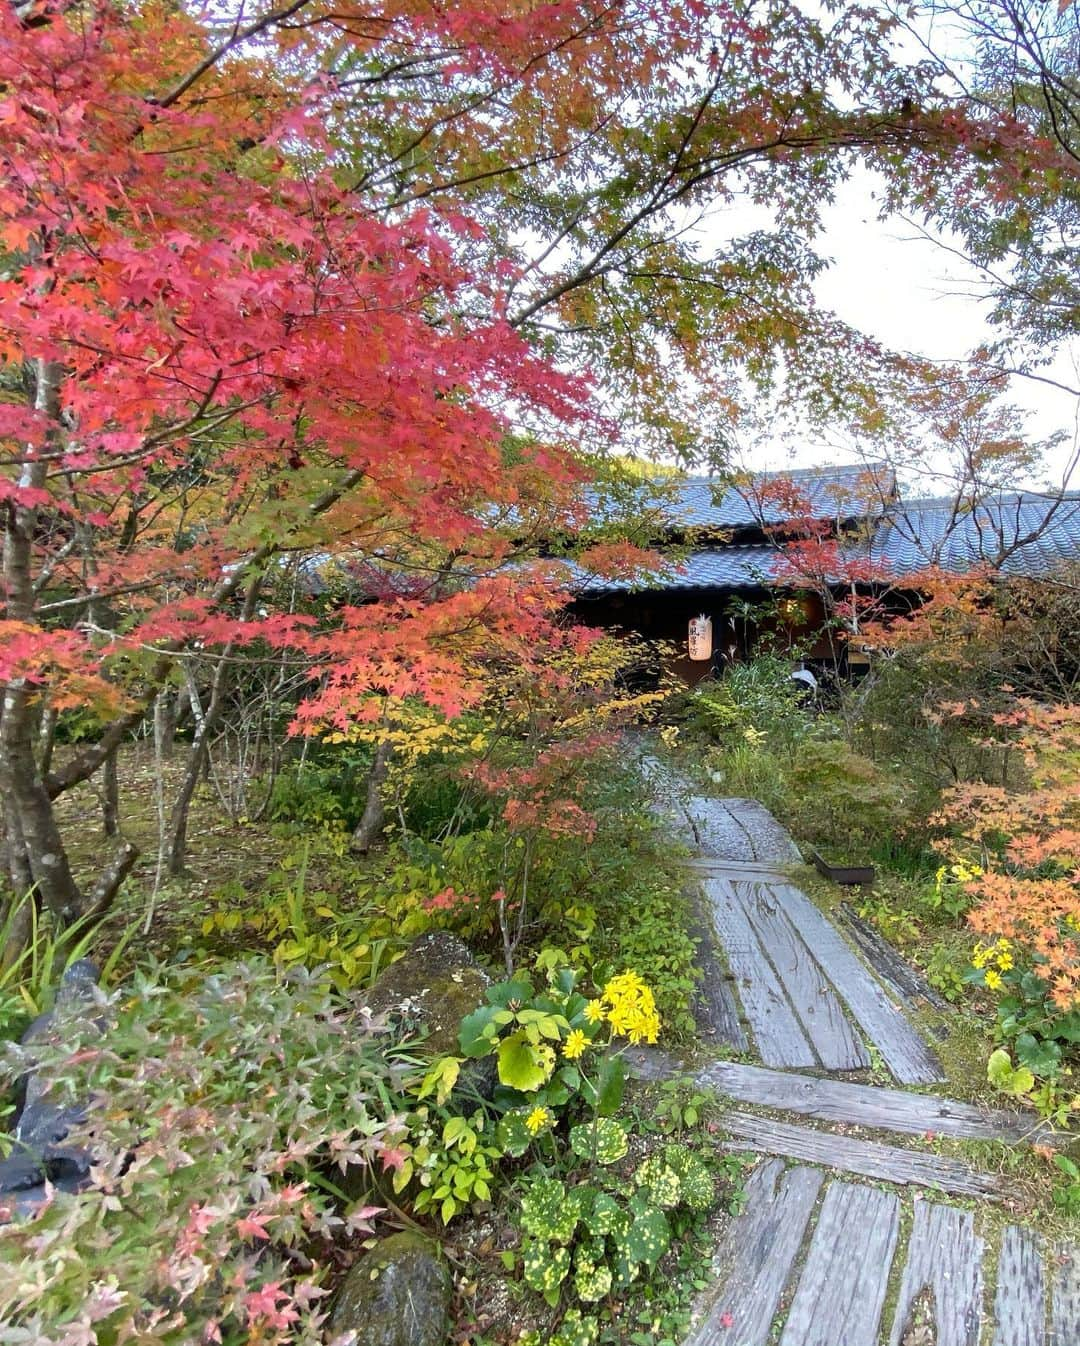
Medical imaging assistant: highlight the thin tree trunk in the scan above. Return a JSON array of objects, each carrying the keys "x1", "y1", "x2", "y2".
[
  {"x1": 350, "y1": 736, "x2": 393, "y2": 853},
  {"x1": 166, "y1": 578, "x2": 260, "y2": 876},
  {"x1": 1, "y1": 358, "x2": 85, "y2": 922},
  {"x1": 166, "y1": 656, "x2": 232, "y2": 876},
  {"x1": 38, "y1": 704, "x2": 58, "y2": 776}
]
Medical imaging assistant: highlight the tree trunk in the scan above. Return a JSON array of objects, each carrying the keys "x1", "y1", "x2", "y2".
[
  {"x1": 38, "y1": 704, "x2": 58, "y2": 776},
  {"x1": 166, "y1": 659, "x2": 230, "y2": 876},
  {"x1": 166, "y1": 578, "x2": 259, "y2": 876},
  {"x1": 1, "y1": 359, "x2": 85, "y2": 922},
  {"x1": 0, "y1": 686, "x2": 85, "y2": 922},
  {"x1": 350, "y1": 737, "x2": 393, "y2": 853}
]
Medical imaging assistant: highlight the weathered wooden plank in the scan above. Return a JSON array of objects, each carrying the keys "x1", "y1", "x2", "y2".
[
  {"x1": 683, "y1": 796, "x2": 801, "y2": 865},
  {"x1": 888, "y1": 1202, "x2": 986, "y2": 1346},
  {"x1": 703, "y1": 877, "x2": 816, "y2": 1069},
  {"x1": 686, "y1": 1159, "x2": 823, "y2": 1346},
  {"x1": 723, "y1": 1112, "x2": 1002, "y2": 1198},
  {"x1": 1050, "y1": 1242, "x2": 1080, "y2": 1346},
  {"x1": 685, "y1": 858, "x2": 791, "y2": 877},
  {"x1": 992, "y1": 1225, "x2": 1046, "y2": 1346},
  {"x1": 839, "y1": 901, "x2": 950, "y2": 1011},
  {"x1": 779, "y1": 1181, "x2": 900, "y2": 1346},
  {"x1": 696, "y1": 1061, "x2": 1048, "y2": 1144},
  {"x1": 733, "y1": 881, "x2": 869, "y2": 1071},
  {"x1": 767, "y1": 880, "x2": 945, "y2": 1084},
  {"x1": 686, "y1": 886, "x2": 749, "y2": 1052}
]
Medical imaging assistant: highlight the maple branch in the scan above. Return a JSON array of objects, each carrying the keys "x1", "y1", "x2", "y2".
[
  {"x1": 44, "y1": 467, "x2": 365, "y2": 801},
  {"x1": 148, "y1": 0, "x2": 316, "y2": 109}
]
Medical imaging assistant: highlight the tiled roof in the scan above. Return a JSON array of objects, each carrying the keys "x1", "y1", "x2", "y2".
[
  {"x1": 585, "y1": 462, "x2": 896, "y2": 534},
  {"x1": 569, "y1": 490, "x2": 1080, "y2": 595},
  {"x1": 869, "y1": 493, "x2": 1080, "y2": 578},
  {"x1": 564, "y1": 546, "x2": 785, "y2": 595}
]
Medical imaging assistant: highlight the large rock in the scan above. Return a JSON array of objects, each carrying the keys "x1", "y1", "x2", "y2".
[
  {"x1": 5, "y1": 958, "x2": 104, "y2": 1210},
  {"x1": 366, "y1": 933, "x2": 495, "y2": 1097},
  {"x1": 328, "y1": 1231, "x2": 451, "y2": 1346}
]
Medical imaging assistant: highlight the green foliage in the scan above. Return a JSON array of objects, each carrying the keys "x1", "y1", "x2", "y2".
[
  {"x1": 569, "y1": 1118, "x2": 629, "y2": 1165},
  {"x1": 0, "y1": 958, "x2": 416, "y2": 1345},
  {"x1": 401, "y1": 1108, "x2": 501, "y2": 1224},
  {"x1": 200, "y1": 842, "x2": 401, "y2": 991},
  {"x1": 1052, "y1": 1155, "x2": 1080, "y2": 1217},
  {"x1": 512, "y1": 1140, "x2": 733, "y2": 1339},
  {"x1": 0, "y1": 896, "x2": 126, "y2": 1044},
  {"x1": 650, "y1": 1077, "x2": 712, "y2": 1136},
  {"x1": 787, "y1": 737, "x2": 911, "y2": 854},
  {"x1": 987, "y1": 1047, "x2": 1036, "y2": 1098},
  {"x1": 268, "y1": 744, "x2": 375, "y2": 832},
  {"x1": 970, "y1": 954, "x2": 1080, "y2": 1117},
  {"x1": 922, "y1": 941, "x2": 969, "y2": 1003},
  {"x1": 687, "y1": 656, "x2": 810, "y2": 751}
]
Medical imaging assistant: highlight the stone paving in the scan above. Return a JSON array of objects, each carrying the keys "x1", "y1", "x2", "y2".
[{"x1": 639, "y1": 753, "x2": 1076, "y2": 1346}]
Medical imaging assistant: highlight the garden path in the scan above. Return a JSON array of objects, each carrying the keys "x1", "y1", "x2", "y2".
[{"x1": 638, "y1": 755, "x2": 1075, "y2": 1346}]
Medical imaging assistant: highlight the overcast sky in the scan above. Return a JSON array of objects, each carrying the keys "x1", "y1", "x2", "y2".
[{"x1": 732, "y1": 165, "x2": 1080, "y2": 492}]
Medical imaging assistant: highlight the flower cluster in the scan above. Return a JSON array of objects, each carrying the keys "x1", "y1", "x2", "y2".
[
  {"x1": 935, "y1": 860, "x2": 983, "y2": 889},
  {"x1": 972, "y1": 937, "x2": 1014, "y2": 991},
  {"x1": 591, "y1": 970, "x2": 661, "y2": 1045}
]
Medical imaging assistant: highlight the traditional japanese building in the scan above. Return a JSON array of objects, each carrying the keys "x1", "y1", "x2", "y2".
[{"x1": 565, "y1": 464, "x2": 1080, "y2": 683}]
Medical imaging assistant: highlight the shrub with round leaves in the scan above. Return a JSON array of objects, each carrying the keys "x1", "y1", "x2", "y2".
[
  {"x1": 633, "y1": 1152, "x2": 682, "y2": 1208},
  {"x1": 584, "y1": 1190, "x2": 629, "y2": 1238},
  {"x1": 523, "y1": 1239, "x2": 572, "y2": 1298},
  {"x1": 552, "y1": 1307, "x2": 600, "y2": 1346},
  {"x1": 519, "y1": 1177, "x2": 584, "y2": 1244},
  {"x1": 663, "y1": 1143, "x2": 715, "y2": 1212},
  {"x1": 573, "y1": 1243, "x2": 613, "y2": 1302},
  {"x1": 568, "y1": 1117, "x2": 628, "y2": 1165},
  {"x1": 617, "y1": 1192, "x2": 672, "y2": 1269}
]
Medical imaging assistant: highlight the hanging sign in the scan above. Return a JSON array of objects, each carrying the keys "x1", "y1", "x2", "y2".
[{"x1": 688, "y1": 614, "x2": 712, "y2": 662}]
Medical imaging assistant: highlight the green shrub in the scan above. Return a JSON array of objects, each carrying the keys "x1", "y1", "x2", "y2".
[
  {"x1": 687, "y1": 655, "x2": 810, "y2": 751},
  {"x1": 785, "y1": 737, "x2": 911, "y2": 853},
  {"x1": 0, "y1": 896, "x2": 126, "y2": 1045},
  {"x1": 0, "y1": 958, "x2": 417, "y2": 1344},
  {"x1": 268, "y1": 743, "x2": 374, "y2": 832}
]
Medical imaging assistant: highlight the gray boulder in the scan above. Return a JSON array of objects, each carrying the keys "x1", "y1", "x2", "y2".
[
  {"x1": 8, "y1": 958, "x2": 103, "y2": 1190},
  {"x1": 366, "y1": 932, "x2": 495, "y2": 1098},
  {"x1": 328, "y1": 1232, "x2": 451, "y2": 1346}
]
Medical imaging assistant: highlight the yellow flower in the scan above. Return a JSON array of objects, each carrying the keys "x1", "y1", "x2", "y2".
[
  {"x1": 985, "y1": 970, "x2": 1004, "y2": 992},
  {"x1": 583, "y1": 1000, "x2": 606, "y2": 1025},
  {"x1": 563, "y1": 1029, "x2": 588, "y2": 1060},
  {"x1": 525, "y1": 1107, "x2": 551, "y2": 1135},
  {"x1": 997, "y1": 952, "x2": 1014, "y2": 972},
  {"x1": 601, "y1": 970, "x2": 661, "y2": 1045}
]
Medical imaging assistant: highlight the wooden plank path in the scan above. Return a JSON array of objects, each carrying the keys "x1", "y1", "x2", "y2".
[
  {"x1": 639, "y1": 773, "x2": 1074, "y2": 1346},
  {"x1": 700, "y1": 872, "x2": 945, "y2": 1083},
  {"x1": 993, "y1": 1225, "x2": 1046, "y2": 1346},
  {"x1": 888, "y1": 1202, "x2": 985, "y2": 1346},
  {"x1": 685, "y1": 1159, "x2": 822, "y2": 1346},
  {"x1": 1051, "y1": 1243, "x2": 1080, "y2": 1346},
  {"x1": 694, "y1": 1060, "x2": 1049, "y2": 1144},
  {"x1": 748, "y1": 878, "x2": 945, "y2": 1084},
  {"x1": 732, "y1": 879, "x2": 870, "y2": 1070},
  {"x1": 778, "y1": 1181, "x2": 900, "y2": 1346},
  {"x1": 839, "y1": 900, "x2": 951, "y2": 1012},
  {"x1": 707, "y1": 877, "x2": 816, "y2": 1068},
  {"x1": 723, "y1": 1111, "x2": 1003, "y2": 1198},
  {"x1": 684, "y1": 1161, "x2": 1080, "y2": 1346}
]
